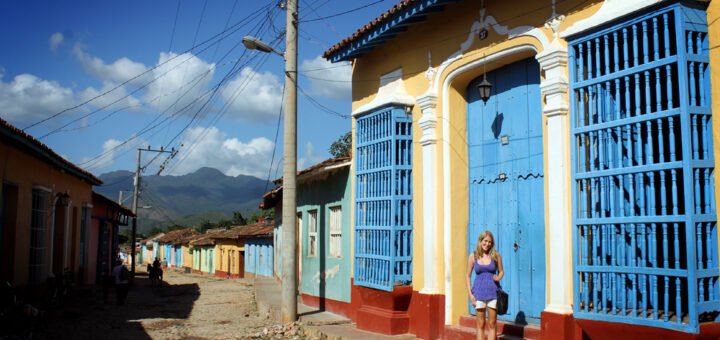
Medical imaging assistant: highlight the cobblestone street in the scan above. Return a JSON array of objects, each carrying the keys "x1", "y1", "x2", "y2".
[{"x1": 37, "y1": 269, "x2": 278, "y2": 340}]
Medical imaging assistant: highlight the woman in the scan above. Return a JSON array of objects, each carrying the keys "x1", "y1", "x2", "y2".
[{"x1": 466, "y1": 230, "x2": 504, "y2": 340}]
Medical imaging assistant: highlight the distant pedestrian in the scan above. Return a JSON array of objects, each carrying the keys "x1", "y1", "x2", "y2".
[
  {"x1": 151, "y1": 258, "x2": 163, "y2": 288},
  {"x1": 112, "y1": 259, "x2": 129, "y2": 306}
]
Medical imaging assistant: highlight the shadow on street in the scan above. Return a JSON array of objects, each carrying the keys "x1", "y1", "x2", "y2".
[{"x1": 34, "y1": 272, "x2": 200, "y2": 340}]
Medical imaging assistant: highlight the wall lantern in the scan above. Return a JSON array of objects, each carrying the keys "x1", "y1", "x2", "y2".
[{"x1": 477, "y1": 72, "x2": 492, "y2": 103}]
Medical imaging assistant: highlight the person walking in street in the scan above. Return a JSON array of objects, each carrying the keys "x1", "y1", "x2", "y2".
[
  {"x1": 112, "y1": 259, "x2": 129, "y2": 306},
  {"x1": 466, "y1": 230, "x2": 504, "y2": 340}
]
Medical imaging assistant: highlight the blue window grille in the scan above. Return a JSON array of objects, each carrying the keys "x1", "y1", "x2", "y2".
[
  {"x1": 569, "y1": 2, "x2": 718, "y2": 332},
  {"x1": 354, "y1": 106, "x2": 413, "y2": 291}
]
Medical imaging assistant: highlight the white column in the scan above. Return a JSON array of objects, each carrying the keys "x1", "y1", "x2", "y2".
[
  {"x1": 417, "y1": 91, "x2": 439, "y2": 295},
  {"x1": 535, "y1": 47, "x2": 573, "y2": 314}
]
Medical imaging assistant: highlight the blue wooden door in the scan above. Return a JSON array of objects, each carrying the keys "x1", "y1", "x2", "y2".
[{"x1": 467, "y1": 58, "x2": 546, "y2": 323}]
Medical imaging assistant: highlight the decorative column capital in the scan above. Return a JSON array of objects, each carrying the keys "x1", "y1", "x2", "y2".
[
  {"x1": 536, "y1": 47, "x2": 569, "y2": 118},
  {"x1": 417, "y1": 92, "x2": 439, "y2": 146}
]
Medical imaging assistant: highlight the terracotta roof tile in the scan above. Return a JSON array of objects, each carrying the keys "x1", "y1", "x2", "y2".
[
  {"x1": 323, "y1": 0, "x2": 415, "y2": 59},
  {"x1": 156, "y1": 228, "x2": 200, "y2": 244},
  {"x1": 213, "y1": 220, "x2": 275, "y2": 240}
]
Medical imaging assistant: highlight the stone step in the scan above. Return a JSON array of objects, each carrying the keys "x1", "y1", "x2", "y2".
[
  {"x1": 455, "y1": 315, "x2": 541, "y2": 339},
  {"x1": 444, "y1": 324, "x2": 526, "y2": 340}
]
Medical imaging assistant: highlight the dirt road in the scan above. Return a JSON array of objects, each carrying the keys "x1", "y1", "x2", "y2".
[{"x1": 37, "y1": 269, "x2": 278, "y2": 339}]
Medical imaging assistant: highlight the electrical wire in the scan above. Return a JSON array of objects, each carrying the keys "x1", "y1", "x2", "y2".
[
  {"x1": 264, "y1": 80, "x2": 285, "y2": 193},
  {"x1": 300, "y1": 0, "x2": 386, "y2": 22},
  {"x1": 169, "y1": 0, "x2": 182, "y2": 52},
  {"x1": 22, "y1": 1, "x2": 276, "y2": 131}
]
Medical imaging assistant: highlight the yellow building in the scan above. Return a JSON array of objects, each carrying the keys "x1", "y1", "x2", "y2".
[
  {"x1": 324, "y1": 0, "x2": 720, "y2": 339},
  {"x1": 213, "y1": 227, "x2": 245, "y2": 279}
]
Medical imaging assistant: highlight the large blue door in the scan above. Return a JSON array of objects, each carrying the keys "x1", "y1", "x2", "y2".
[{"x1": 467, "y1": 58, "x2": 546, "y2": 324}]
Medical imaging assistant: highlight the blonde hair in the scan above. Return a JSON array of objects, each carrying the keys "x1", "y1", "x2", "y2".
[{"x1": 474, "y1": 230, "x2": 499, "y2": 263}]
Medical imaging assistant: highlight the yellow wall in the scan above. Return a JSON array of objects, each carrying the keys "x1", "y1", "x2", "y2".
[
  {"x1": 215, "y1": 239, "x2": 245, "y2": 275},
  {"x1": 349, "y1": 0, "x2": 603, "y2": 324},
  {"x1": 708, "y1": 0, "x2": 720, "y2": 271},
  {"x1": 182, "y1": 245, "x2": 192, "y2": 268},
  {"x1": 0, "y1": 142, "x2": 95, "y2": 286}
]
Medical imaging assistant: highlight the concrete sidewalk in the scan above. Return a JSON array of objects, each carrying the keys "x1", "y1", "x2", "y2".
[{"x1": 253, "y1": 276, "x2": 418, "y2": 340}]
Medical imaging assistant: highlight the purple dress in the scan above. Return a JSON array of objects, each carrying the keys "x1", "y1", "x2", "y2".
[{"x1": 472, "y1": 257, "x2": 497, "y2": 300}]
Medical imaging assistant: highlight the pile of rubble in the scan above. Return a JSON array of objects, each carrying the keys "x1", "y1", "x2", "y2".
[{"x1": 247, "y1": 321, "x2": 307, "y2": 339}]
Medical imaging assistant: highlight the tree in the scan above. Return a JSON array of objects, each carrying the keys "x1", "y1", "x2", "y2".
[
  {"x1": 329, "y1": 131, "x2": 351, "y2": 158},
  {"x1": 232, "y1": 211, "x2": 248, "y2": 225}
]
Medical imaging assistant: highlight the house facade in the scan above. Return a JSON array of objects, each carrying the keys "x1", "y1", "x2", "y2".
[
  {"x1": 0, "y1": 118, "x2": 102, "y2": 290},
  {"x1": 294, "y1": 158, "x2": 354, "y2": 319},
  {"x1": 87, "y1": 192, "x2": 133, "y2": 285},
  {"x1": 154, "y1": 228, "x2": 199, "y2": 268},
  {"x1": 324, "y1": 0, "x2": 720, "y2": 339},
  {"x1": 245, "y1": 236, "x2": 274, "y2": 279}
]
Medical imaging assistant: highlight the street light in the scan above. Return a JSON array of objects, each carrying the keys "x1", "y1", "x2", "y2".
[
  {"x1": 242, "y1": 0, "x2": 298, "y2": 324},
  {"x1": 242, "y1": 36, "x2": 284, "y2": 57}
]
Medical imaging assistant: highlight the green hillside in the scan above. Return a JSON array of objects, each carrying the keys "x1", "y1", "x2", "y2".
[{"x1": 95, "y1": 167, "x2": 273, "y2": 234}]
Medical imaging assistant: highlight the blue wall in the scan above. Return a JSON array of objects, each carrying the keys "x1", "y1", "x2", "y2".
[
  {"x1": 246, "y1": 238, "x2": 273, "y2": 277},
  {"x1": 298, "y1": 165, "x2": 352, "y2": 303}
]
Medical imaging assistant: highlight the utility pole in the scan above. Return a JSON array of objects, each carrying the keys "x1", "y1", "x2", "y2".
[
  {"x1": 281, "y1": 0, "x2": 298, "y2": 324},
  {"x1": 130, "y1": 146, "x2": 176, "y2": 284},
  {"x1": 240, "y1": 0, "x2": 298, "y2": 323}
]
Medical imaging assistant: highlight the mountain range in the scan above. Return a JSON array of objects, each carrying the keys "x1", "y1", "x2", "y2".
[{"x1": 94, "y1": 167, "x2": 273, "y2": 235}]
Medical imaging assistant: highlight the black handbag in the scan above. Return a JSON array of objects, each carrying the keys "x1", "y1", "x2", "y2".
[{"x1": 496, "y1": 285, "x2": 509, "y2": 315}]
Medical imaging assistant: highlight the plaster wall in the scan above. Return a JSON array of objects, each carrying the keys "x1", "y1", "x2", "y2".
[
  {"x1": 349, "y1": 0, "x2": 603, "y2": 324},
  {"x1": 297, "y1": 167, "x2": 352, "y2": 303},
  {"x1": 216, "y1": 240, "x2": 245, "y2": 276},
  {"x1": 0, "y1": 142, "x2": 94, "y2": 286}
]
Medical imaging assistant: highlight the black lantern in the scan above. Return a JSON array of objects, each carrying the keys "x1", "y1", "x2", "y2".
[{"x1": 477, "y1": 73, "x2": 492, "y2": 103}]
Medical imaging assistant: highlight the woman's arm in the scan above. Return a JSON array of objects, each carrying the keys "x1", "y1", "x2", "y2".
[
  {"x1": 466, "y1": 254, "x2": 476, "y2": 305},
  {"x1": 493, "y1": 254, "x2": 505, "y2": 282}
]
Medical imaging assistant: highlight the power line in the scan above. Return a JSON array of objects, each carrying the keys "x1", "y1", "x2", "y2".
[
  {"x1": 191, "y1": 0, "x2": 209, "y2": 51},
  {"x1": 169, "y1": 0, "x2": 182, "y2": 52},
  {"x1": 300, "y1": 0, "x2": 385, "y2": 22},
  {"x1": 162, "y1": 10, "x2": 282, "y2": 175},
  {"x1": 22, "y1": 1, "x2": 275, "y2": 131},
  {"x1": 297, "y1": 82, "x2": 349, "y2": 119},
  {"x1": 264, "y1": 80, "x2": 286, "y2": 193}
]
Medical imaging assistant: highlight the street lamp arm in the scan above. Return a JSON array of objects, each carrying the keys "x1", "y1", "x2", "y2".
[{"x1": 242, "y1": 36, "x2": 284, "y2": 57}]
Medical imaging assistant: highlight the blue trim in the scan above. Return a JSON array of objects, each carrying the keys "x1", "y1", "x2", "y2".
[
  {"x1": 327, "y1": 0, "x2": 460, "y2": 62},
  {"x1": 568, "y1": 2, "x2": 717, "y2": 333}
]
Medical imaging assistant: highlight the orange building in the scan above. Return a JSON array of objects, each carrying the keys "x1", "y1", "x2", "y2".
[
  {"x1": 86, "y1": 192, "x2": 134, "y2": 285},
  {"x1": 0, "y1": 118, "x2": 102, "y2": 289}
]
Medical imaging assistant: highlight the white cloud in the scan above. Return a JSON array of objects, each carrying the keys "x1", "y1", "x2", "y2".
[
  {"x1": 167, "y1": 126, "x2": 275, "y2": 178},
  {"x1": 0, "y1": 72, "x2": 76, "y2": 125},
  {"x1": 220, "y1": 67, "x2": 282, "y2": 123},
  {"x1": 81, "y1": 136, "x2": 148, "y2": 172},
  {"x1": 79, "y1": 81, "x2": 141, "y2": 111},
  {"x1": 73, "y1": 42, "x2": 148, "y2": 84},
  {"x1": 297, "y1": 141, "x2": 325, "y2": 170},
  {"x1": 49, "y1": 33, "x2": 64, "y2": 53},
  {"x1": 143, "y1": 52, "x2": 215, "y2": 114},
  {"x1": 300, "y1": 56, "x2": 351, "y2": 101}
]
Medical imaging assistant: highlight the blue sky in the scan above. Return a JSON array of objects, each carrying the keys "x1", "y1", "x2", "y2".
[{"x1": 0, "y1": 0, "x2": 387, "y2": 180}]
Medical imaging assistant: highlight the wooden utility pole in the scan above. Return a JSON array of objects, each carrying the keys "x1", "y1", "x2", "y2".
[{"x1": 131, "y1": 146, "x2": 176, "y2": 284}]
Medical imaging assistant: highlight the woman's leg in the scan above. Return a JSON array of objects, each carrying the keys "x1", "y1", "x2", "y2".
[
  {"x1": 487, "y1": 307, "x2": 497, "y2": 340},
  {"x1": 476, "y1": 308, "x2": 486, "y2": 340}
]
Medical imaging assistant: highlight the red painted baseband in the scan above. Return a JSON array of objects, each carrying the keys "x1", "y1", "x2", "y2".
[
  {"x1": 351, "y1": 283, "x2": 412, "y2": 335},
  {"x1": 574, "y1": 318, "x2": 720, "y2": 340},
  {"x1": 214, "y1": 270, "x2": 227, "y2": 278},
  {"x1": 408, "y1": 291, "x2": 445, "y2": 339},
  {"x1": 541, "y1": 311, "x2": 573, "y2": 340},
  {"x1": 301, "y1": 294, "x2": 353, "y2": 320}
]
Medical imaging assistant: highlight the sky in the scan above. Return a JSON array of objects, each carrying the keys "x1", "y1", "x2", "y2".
[{"x1": 0, "y1": 0, "x2": 389, "y2": 181}]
